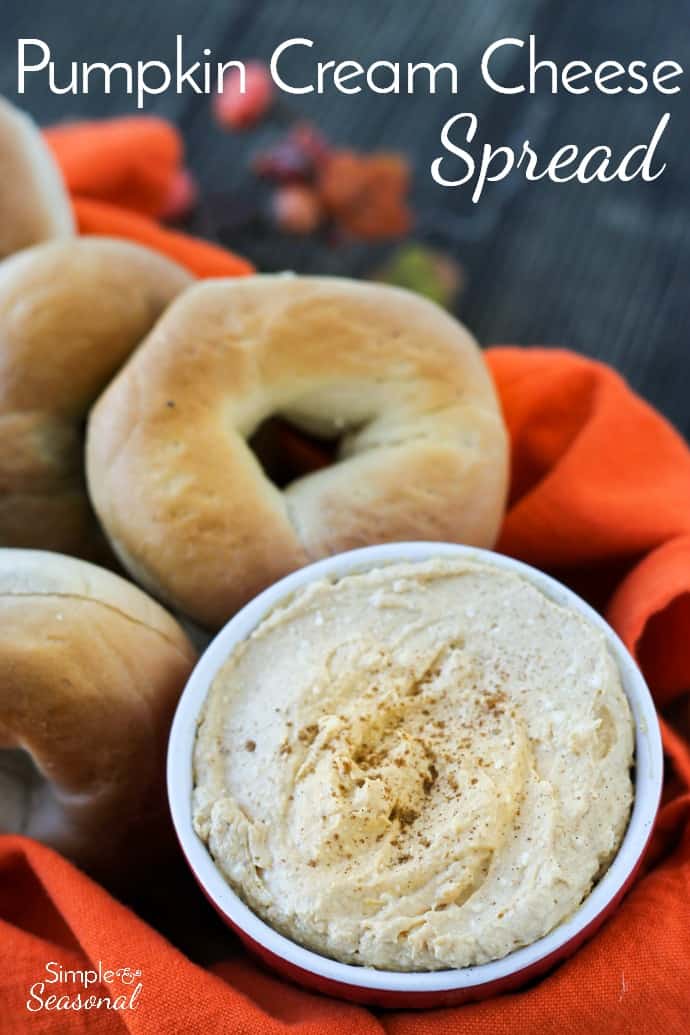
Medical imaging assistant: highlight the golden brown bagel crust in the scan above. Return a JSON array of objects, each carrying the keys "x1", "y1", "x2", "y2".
[
  {"x1": 0, "y1": 96, "x2": 74, "y2": 258},
  {"x1": 0, "y1": 549, "x2": 197, "y2": 881},
  {"x1": 0, "y1": 237, "x2": 192, "y2": 558},
  {"x1": 87, "y1": 275, "x2": 509, "y2": 628}
]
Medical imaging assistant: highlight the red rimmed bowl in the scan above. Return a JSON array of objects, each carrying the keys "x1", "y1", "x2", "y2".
[{"x1": 167, "y1": 542, "x2": 663, "y2": 1008}]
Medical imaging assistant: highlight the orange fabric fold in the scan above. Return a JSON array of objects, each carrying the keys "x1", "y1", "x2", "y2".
[
  {"x1": 42, "y1": 115, "x2": 254, "y2": 277},
  {"x1": 491, "y1": 347, "x2": 690, "y2": 567},
  {"x1": 608, "y1": 536, "x2": 690, "y2": 707},
  {"x1": 73, "y1": 197, "x2": 254, "y2": 279},
  {"x1": 2, "y1": 117, "x2": 688, "y2": 1032},
  {"x1": 44, "y1": 117, "x2": 182, "y2": 218}
]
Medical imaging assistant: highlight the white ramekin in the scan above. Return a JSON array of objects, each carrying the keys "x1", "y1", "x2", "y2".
[{"x1": 167, "y1": 542, "x2": 663, "y2": 1008}]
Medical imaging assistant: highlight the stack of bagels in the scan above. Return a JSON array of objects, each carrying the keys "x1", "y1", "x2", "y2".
[{"x1": 0, "y1": 96, "x2": 508, "y2": 882}]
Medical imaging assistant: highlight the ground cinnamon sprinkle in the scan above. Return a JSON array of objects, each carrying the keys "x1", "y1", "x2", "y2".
[
  {"x1": 297, "y1": 724, "x2": 318, "y2": 745},
  {"x1": 389, "y1": 804, "x2": 419, "y2": 828},
  {"x1": 423, "y1": 762, "x2": 439, "y2": 795}
]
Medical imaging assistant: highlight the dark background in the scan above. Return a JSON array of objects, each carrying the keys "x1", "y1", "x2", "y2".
[{"x1": 2, "y1": 0, "x2": 689, "y2": 441}]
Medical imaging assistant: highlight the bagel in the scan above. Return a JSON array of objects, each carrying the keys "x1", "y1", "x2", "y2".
[
  {"x1": 0, "y1": 237, "x2": 192, "y2": 558},
  {"x1": 87, "y1": 275, "x2": 509, "y2": 628},
  {"x1": 0, "y1": 96, "x2": 74, "y2": 259},
  {"x1": 0, "y1": 549, "x2": 196, "y2": 881}
]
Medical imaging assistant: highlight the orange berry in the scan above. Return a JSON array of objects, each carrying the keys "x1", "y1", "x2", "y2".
[
  {"x1": 160, "y1": 168, "x2": 198, "y2": 221},
  {"x1": 214, "y1": 61, "x2": 273, "y2": 130},
  {"x1": 272, "y1": 185, "x2": 323, "y2": 234}
]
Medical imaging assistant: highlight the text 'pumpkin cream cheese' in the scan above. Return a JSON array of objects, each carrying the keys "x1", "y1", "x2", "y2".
[{"x1": 192, "y1": 558, "x2": 634, "y2": 971}]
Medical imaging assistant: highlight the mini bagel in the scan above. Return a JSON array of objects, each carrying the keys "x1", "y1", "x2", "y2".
[
  {"x1": 0, "y1": 549, "x2": 197, "y2": 881},
  {"x1": 0, "y1": 96, "x2": 74, "y2": 259},
  {"x1": 87, "y1": 275, "x2": 509, "y2": 628},
  {"x1": 0, "y1": 237, "x2": 192, "y2": 558}
]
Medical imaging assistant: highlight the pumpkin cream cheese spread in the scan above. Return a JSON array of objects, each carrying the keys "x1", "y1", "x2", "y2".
[{"x1": 192, "y1": 558, "x2": 634, "y2": 971}]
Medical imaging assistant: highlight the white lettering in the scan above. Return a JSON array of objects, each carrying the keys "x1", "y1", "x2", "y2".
[
  {"x1": 17, "y1": 39, "x2": 50, "y2": 92},
  {"x1": 481, "y1": 38, "x2": 525, "y2": 94},
  {"x1": 270, "y1": 38, "x2": 314, "y2": 94}
]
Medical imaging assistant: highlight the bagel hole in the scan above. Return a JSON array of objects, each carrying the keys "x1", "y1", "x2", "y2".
[
  {"x1": 248, "y1": 417, "x2": 339, "y2": 489},
  {"x1": 0, "y1": 747, "x2": 45, "y2": 835}
]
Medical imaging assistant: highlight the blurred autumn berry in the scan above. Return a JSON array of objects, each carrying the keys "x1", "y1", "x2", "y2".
[
  {"x1": 214, "y1": 61, "x2": 274, "y2": 130},
  {"x1": 254, "y1": 123, "x2": 332, "y2": 183},
  {"x1": 291, "y1": 123, "x2": 332, "y2": 171},
  {"x1": 318, "y1": 151, "x2": 412, "y2": 239},
  {"x1": 373, "y1": 244, "x2": 465, "y2": 309},
  {"x1": 208, "y1": 65, "x2": 413, "y2": 245},
  {"x1": 254, "y1": 138, "x2": 314, "y2": 183},
  {"x1": 256, "y1": 130, "x2": 411, "y2": 240},
  {"x1": 160, "y1": 168, "x2": 198, "y2": 221},
  {"x1": 272, "y1": 184, "x2": 323, "y2": 234}
]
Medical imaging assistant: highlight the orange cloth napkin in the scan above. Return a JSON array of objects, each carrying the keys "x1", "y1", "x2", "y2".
[
  {"x1": 2, "y1": 118, "x2": 690, "y2": 1032},
  {"x1": 44, "y1": 116, "x2": 254, "y2": 277}
]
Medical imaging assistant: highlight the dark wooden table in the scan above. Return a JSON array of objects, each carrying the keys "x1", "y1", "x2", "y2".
[{"x1": 3, "y1": 0, "x2": 689, "y2": 436}]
